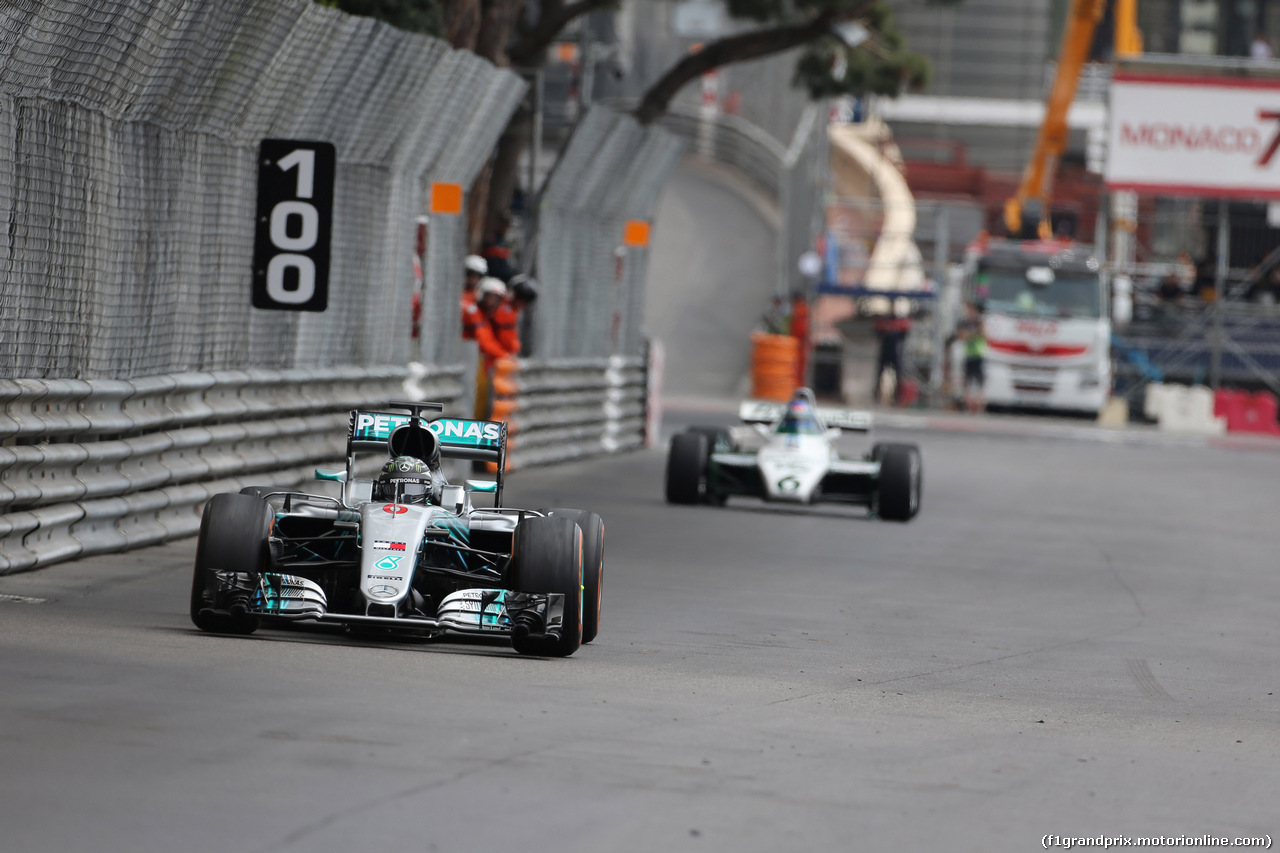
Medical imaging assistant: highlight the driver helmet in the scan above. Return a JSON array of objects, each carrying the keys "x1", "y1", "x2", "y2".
[{"x1": 375, "y1": 456, "x2": 433, "y2": 505}]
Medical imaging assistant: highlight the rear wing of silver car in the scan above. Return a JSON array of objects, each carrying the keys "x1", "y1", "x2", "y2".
[
  {"x1": 346, "y1": 402, "x2": 508, "y2": 504},
  {"x1": 738, "y1": 399, "x2": 873, "y2": 432}
]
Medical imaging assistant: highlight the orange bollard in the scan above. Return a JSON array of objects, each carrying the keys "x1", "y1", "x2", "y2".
[
  {"x1": 751, "y1": 332, "x2": 800, "y2": 401},
  {"x1": 491, "y1": 357, "x2": 520, "y2": 398},
  {"x1": 491, "y1": 397, "x2": 518, "y2": 425},
  {"x1": 487, "y1": 357, "x2": 521, "y2": 474}
]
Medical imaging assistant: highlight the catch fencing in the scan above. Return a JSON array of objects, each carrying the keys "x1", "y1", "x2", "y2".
[
  {"x1": 596, "y1": 5, "x2": 831, "y2": 297},
  {"x1": 655, "y1": 101, "x2": 829, "y2": 299},
  {"x1": 1110, "y1": 198, "x2": 1280, "y2": 406},
  {"x1": 532, "y1": 104, "x2": 684, "y2": 359},
  {"x1": 0, "y1": 0, "x2": 524, "y2": 378},
  {"x1": 657, "y1": 39, "x2": 828, "y2": 300},
  {"x1": 589, "y1": 97, "x2": 829, "y2": 301}
]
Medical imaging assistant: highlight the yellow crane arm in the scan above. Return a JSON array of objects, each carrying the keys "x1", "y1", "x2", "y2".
[
  {"x1": 1004, "y1": 0, "x2": 1108, "y2": 239},
  {"x1": 1114, "y1": 0, "x2": 1144, "y2": 57}
]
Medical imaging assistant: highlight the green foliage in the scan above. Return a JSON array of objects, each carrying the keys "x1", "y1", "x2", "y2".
[
  {"x1": 795, "y1": 37, "x2": 929, "y2": 98},
  {"x1": 314, "y1": 0, "x2": 443, "y2": 37},
  {"x1": 790, "y1": 2, "x2": 957, "y2": 100}
]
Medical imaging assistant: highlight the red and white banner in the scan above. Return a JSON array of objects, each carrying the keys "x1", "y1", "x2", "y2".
[{"x1": 1106, "y1": 73, "x2": 1280, "y2": 198}]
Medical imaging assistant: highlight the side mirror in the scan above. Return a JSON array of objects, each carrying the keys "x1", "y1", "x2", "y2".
[
  {"x1": 752, "y1": 423, "x2": 771, "y2": 438},
  {"x1": 439, "y1": 484, "x2": 466, "y2": 514},
  {"x1": 465, "y1": 479, "x2": 498, "y2": 494},
  {"x1": 825, "y1": 427, "x2": 842, "y2": 441},
  {"x1": 315, "y1": 468, "x2": 348, "y2": 483}
]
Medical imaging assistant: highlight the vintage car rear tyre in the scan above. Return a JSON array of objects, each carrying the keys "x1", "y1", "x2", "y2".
[
  {"x1": 542, "y1": 509, "x2": 604, "y2": 644},
  {"x1": 874, "y1": 443, "x2": 922, "y2": 522},
  {"x1": 190, "y1": 492, "x2": 272, "y2": 634},
  {"x1": 665, "y1": 432, "x2": 707, "y2": 505},
  {"x1": 685, "y1": 427, "x2": 730, "y2": 505},
  {"x1": 509, "y1": 516, "x2": 583, "y2": 657}
]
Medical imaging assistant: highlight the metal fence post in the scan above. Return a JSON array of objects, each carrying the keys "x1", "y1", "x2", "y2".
[
  {"x1": 931, "y1": 204, "x2": 950, "y2": 395},
  {"x1": 931, "y1": 204, "x2": 952, "y2": 397},
  {"x1": 1211, "y1": 201, "x2": 1228, "y2": 389}
]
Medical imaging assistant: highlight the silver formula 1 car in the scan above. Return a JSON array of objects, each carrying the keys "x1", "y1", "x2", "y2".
[
  {"x1": 189, "y1": 401, "x2": 602, "y2": 657},
  {"x1": 665, "y1": 389, "x2": 922, "y2": 521}
]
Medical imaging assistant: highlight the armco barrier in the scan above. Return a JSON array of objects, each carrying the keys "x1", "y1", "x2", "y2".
[
  {"x1": 0, "y1": 365, "x2": 465, "y2": 574},
  {"x1": 491, "y1": 355, "x2": 650, "y2": 470},
  {"x1": 0, "y1": 354, "x2": 662, "y2": 574}
]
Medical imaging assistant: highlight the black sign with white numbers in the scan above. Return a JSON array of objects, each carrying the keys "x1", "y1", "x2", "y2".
[{"x1": 252, "y1": 139, "x2": 335, "y2": 312}]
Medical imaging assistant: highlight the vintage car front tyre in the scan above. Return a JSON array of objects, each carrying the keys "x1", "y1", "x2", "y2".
[{"x1": 874, "y1": 442, "x2": 922, "y2": 522}]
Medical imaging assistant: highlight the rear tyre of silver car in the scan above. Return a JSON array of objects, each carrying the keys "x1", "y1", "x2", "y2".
[
  {"x1": 665, "y1": 432, "x2": 706, "y2": 504},
  {"x1": 190, "y1": 492, "x2": 272, "y2": 634},
  {"x1": 509, "y1": 516, "x2": 583, "y2": 657},
  {"x1": 541, "y1": 509, "x2": 604, "y2": 644},
  {"x1": 874, "y1": 443, "x2": 922, "y2": 522}
]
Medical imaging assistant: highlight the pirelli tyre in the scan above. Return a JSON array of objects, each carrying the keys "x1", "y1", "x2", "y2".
[
  {"x1": 665, "y1": 431, "x2": 707, "y2": 505},
  {"x1": 542, "y1": 508, "x2": 604, "y2": 644},
  {"x1": 509, "y1": 516, "x2": 584, "y2": 657},
  {"x1": 190, "y1": 492, "x2": 273, "y2": 634},
  {"x1": 873, "y1": 442, "x2": 922, "y2": 522}
]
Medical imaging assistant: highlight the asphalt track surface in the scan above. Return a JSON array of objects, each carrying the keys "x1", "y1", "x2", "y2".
[
  {"x1": 4, "y1": 160, "x2": 1278, "y2": 851},
  {"x1": 2, "y1": 413, "x2": 1279, "y2": 853}
]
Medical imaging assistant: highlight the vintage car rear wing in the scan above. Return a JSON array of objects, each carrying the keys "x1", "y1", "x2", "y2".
[
  {"x1": 346, "y1": 401, "x2": 508, "y2": 504},
  {"x1": 738, "y1": 399, "x2": 873, "y2": 432}
]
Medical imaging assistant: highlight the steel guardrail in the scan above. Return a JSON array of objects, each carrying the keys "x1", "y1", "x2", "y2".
[
  {"x1": 491, "y1": 354, "x2": 652, "y2": 471},
  {"x1": 0, "y1": 365, "x2": 464, "y2": 574}
]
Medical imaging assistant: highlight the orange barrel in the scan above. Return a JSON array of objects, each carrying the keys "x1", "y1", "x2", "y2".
[{"x1": 751, "y1": 332, "x2": 800, "y2": 401}]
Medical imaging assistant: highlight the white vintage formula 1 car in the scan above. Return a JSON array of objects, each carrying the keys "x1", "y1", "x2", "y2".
[
  {"x1": 665, "y1": 389, "x2": 922, "y2": 521},
  {"x1": 189, "y1": 401, "x2": 602, "y2": 656}
]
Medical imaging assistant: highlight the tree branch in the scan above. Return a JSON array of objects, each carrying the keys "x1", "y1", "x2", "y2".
[{"x1": 633, "y1": 15, "x2": 837, "y2": 125}]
